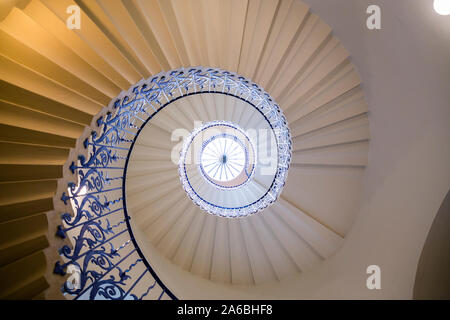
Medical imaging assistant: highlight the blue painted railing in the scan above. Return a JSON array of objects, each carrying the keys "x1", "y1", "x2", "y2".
[{"x1": 52, "y1": 67, "x2": 291, "y2": 300}]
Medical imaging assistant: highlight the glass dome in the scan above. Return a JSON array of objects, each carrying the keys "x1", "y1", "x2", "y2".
[{"x1": 201, "y1": 136, "x2": 246, "y2": 182}]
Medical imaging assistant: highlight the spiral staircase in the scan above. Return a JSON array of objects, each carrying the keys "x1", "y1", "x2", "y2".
[{"x1": 1, "y1": 0, "x2": 447, "y2": 300}]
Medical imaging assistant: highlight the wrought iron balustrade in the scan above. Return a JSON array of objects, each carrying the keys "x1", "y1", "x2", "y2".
[{"x1": 53, "y1": 67, "x2": 291, "y2": 300}]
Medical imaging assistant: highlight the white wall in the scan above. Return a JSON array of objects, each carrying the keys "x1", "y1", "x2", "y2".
[
  {"x1": 130, "y1": 0, "x2": 450, "y2": 299},
  {"x1": 261, "y1": 0, "x2": 450, "y2": 299}
]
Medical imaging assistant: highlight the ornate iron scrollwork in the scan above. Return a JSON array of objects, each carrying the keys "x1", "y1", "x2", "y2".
[{"x1": 54, "y1": 67, "x2": 291, "y2": 300}]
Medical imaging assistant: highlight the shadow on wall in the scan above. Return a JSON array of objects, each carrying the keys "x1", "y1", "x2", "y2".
[
  {"x1": 0, "y1": 0, "x2": 29, "y2": 21},
  {"x1": 413, "y1": 190, "x2": 450, "y2": 299}
]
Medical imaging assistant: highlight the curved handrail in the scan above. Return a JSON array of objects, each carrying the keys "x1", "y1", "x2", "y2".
[{"x1": 52, "y1": 67, "x2": 291, "y2": 300}]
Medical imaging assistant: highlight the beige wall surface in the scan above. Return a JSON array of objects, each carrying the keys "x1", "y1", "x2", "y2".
[
  {"x1": 147, "y1": 0, "x2": 449, "y2": 299},
  {"x1": 268, "y1": 0, "x2": 450, "y2": 299}
]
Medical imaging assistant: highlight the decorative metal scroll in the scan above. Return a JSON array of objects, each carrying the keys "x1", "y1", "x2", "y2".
[{"x1": 53, "y1": 67, "x2": 291, "y2": 300}]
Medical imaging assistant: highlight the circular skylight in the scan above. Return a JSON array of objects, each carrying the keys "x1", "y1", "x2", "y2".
[
  {"x1": 182, "y1": 121, "x2": 256, "y2": 191},
  {"x1": 174, "y1": 71, "x2": 291, "y2": 218},
  {"x1": 179, "y1": 105, "x2": 290, "y2": 218},
  {"x1": 200, "y1": 136, "x2": 246, "y2": 182}
]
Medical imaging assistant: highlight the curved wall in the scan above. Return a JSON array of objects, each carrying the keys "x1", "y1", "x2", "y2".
[
  {"x1": 0, "y1": 0, "x2": 448, "y2": 299},
  {"x1": 413, "y1": 191, "x2": 450, "y2": 300},
  {"x1": 143, "y1": 0, "x2": 450, "y2": 299},
  {"x1": 270, "y1": 0, "x2": 450, "y2": 299},
  {"x1": 141, "y1": 0, "x2": 450, "y2": 300}
]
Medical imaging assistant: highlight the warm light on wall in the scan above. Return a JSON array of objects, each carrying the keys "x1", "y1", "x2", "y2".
[{"x1": 434, "y1": 0, "x2": 450, "y2": 15}]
